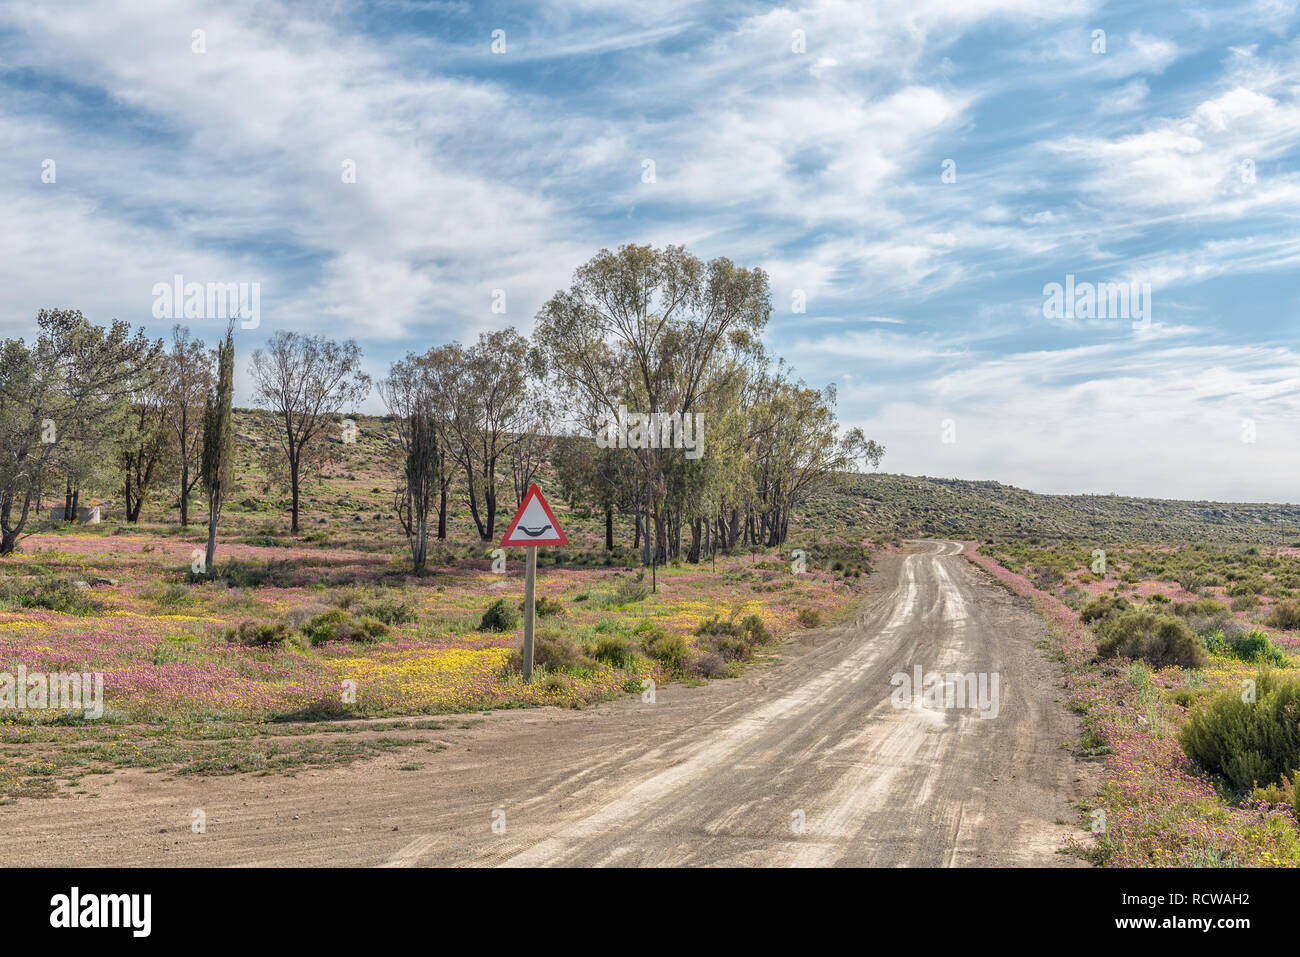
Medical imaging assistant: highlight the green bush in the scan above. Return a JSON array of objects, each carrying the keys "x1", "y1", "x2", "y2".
[
  {"x1": 600, "y1": 577, "x2": 650, "y2": 606},
  {"x1": 0, "y1": 577, "x2": 103, "y2": 616},
  {"x1": 362, "y1": 594, "x2": 417, "y2": 626},
  {"x1": 532, "y1": 629, "x2": 590, "y2": 672},
  {"x1": 1080, "y1": 594, "x2": 1130, "y2": 624},
  {"x1": 1095, "y1": 609, "x2": 1208, "y2": 668},
  {"x1": 592, "y1": 633, "x2": 634, "y2": 669},
  {"x1": 1266, "y1": 600, "x2": 1300, "y2": 630},
  {"x1": 1229, "y1": 629, "x2": 1290, "y2": 666},
  {"x1": 1180, "y1": 670, "x2": 1300, "y2": 791},
  {"x1": 797, "y1": 607, "x2": 822, "y2": 627},
  {"x1": 642, "y1": 629, "x2": 689, "y2": 671},
  {"x1": 531, "y1": 595, "x2": 566, "y2": 618},
  {"x1": 480, "y1": 597, "x2": 520, "y2": 632},
  {"x1": 225, "y1": 619, "x2": 291, "y2": 647},
  {"x1": 301, "y1": 608, "x2": 389, "y2": 645}
]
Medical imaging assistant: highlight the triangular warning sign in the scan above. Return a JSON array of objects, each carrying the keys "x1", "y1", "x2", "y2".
[{"x1": 500, "y1": 484, "x2": 568, "y2": 547}]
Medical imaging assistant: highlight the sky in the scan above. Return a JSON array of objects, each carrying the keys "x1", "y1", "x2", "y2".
[{"x1": 1, "y1": 0, "x2": 1299, "y2": 503}]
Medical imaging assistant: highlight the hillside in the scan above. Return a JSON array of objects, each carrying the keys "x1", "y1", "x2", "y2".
[
  {"x1": 801, "y1": 472, "x2": 1300, "y2": 545},
  {"x1": 69, "y1": 409, "x2": 1300, "y2": 548}
]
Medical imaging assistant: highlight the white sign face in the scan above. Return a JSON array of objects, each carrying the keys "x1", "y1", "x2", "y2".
[{"x1": 500, "y1": 484, "x2": 568, "y2": 547}]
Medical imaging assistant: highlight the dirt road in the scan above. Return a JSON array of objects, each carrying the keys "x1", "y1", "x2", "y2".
[{"x1": 1, "y1": 541, "x2": 1088, "y2": 867}]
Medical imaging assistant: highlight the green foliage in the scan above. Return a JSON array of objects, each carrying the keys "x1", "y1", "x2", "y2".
[
  {"x1": 796, "y1": 606, "x2": 822, "y2": 627},
  {"x1": 0, "y1": 577, "x2": 103, "y2": 616},
  {"x1": 1267, "y1": 600, "x2": 1300, "y2": 630},
  {"x1": 1227, "y1": 629, "x2": 1289, "y2": 665},
  {"x1": 1095, "y1": 609, "x2": 1209, "y2": 668},
  {"x1": 1180, "y1": 671, "x2": 1300, "y2": 792},
  {"x1": 532, "y1": 629, "x2": 590, "y2": 673},
  {"x1": 300, "y1": 608, "x2": 388, "y2": 645},
  {"x1": 694, "y1": 612, "x2": 770, "y2": 662},
  {"x1": 531, "y1": 594, "x2": 565, "y2": 617},
  {"x1": 642, "y1": 627, "x2": 689, "y2": 671},
  {"x1": 480, "y1": 597, "x2": 520, "y2": 632},
  {"x1": 225, "y1": 619, "x2": 291, "y2": 647},
  {"x1": 1080, "y1": 594, "x2": 1131, "y2": 624},
  {"x1": 592, "y1": 633, "x2": 634, "y2": 668},
  {"x1": 360, "y1": 594, "x2": 417, "y2": 626},
  {"x1": 598, "y1": 577, "x2": 650, "y2": 607}
]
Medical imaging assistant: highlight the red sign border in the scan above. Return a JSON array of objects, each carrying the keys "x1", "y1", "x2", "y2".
[{"x1": 499, "y1": 483, "x2": 569, "y2": 547}]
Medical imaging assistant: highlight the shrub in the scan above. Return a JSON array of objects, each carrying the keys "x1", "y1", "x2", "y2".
[
  {"x1": 1095, "y1": 609, "x2": 1208, "y2": 669},
  {"x1": 1230, "y1": 593, "x2": 1259, "y2": 612},
  {"x1": 362, "y1": 594, "x2": 416, "y2": 626},
  {"x1": 797, "y1": 607, "x2": 822, "y2": 628},
  {"x1": 643, "y1": 629, "x2": 689, "y2": 671},
  {"x1": 592, "y1": 633, "x2": 634, "y2": 668},
  {"x1": 1180, "y1": 671, "x2": 1300, "y2": 791},
  {"x1": 0, "y1": 577, "x2": 103, "y2": 616},
  {"x1": 693, "y1": 652, "x2": 729, "y2": 678},
  {"x1": 532, "y1": 629, "x2": 590, "y2": 672},
  {"x1": 1080, "y1": 594, "x2": 1130, "y2": 624},
  {"x1": 1267, "y1": 600, "x2": 1300, "y2": 630},
  {"x1": 225, "y1": 619, "x2": 291, "y2": 647},
  {"x1": 597, "y1": 577, "x2": 650, "y2": 607},
  {"x1": 531, "y1": 595, "x2": 566, "y2": 618},
  {"x1": 1229, "y1": 629, "x2": 1290, "y2": 667},
  {"x1": 301, "y1": 608, "x2": 388, "y2": 645},
  {"x1": 480, "y1": 597, "x2": 520, "y2": 632}
]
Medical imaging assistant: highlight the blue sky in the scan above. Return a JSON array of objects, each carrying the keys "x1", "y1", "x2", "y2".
[{"x1": 2, "y1": 0, "x2": 1299, "y2": 502}]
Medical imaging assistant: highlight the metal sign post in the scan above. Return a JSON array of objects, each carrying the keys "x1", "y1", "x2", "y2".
[
  {"x1": 500, "y1": 484, "x2": 568, "y2": 683},
  {"x1": 522, "y1": 547, "x2": 537, "y2": 681}
]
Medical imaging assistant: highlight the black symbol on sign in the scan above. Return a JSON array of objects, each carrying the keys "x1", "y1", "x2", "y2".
[{"x1": 518, "y1": 524, "x2": 553, "y2": 537}]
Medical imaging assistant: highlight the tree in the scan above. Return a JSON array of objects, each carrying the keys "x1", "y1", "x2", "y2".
[
  {"x1": 249, "y1": 331, "x2": 371, "y2": 533},
  {"x1": 119, "y1": 366, "x2": 171, "y2": 522},
  {"x1": 201, "y1": 326, "x2": 235, "y2": 573},
  {"x1": 534, "y1": 244, "x2": 770, "y2": 563},
  {"x1": 424, "y1": 330, "x2": 531, "y2": 542},
  {"x1": 164, "y1": 326, "x2": 215, "y2": 526},
  {"x1": 0, "y1": 309, "x2": 160, "y2": 554},
  {"x1": 379, "y1": 354, "x2": 446, "y2": 571}
]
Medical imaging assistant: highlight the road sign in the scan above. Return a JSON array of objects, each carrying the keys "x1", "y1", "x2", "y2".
[
  {"x1": 499, "y1": 485, "x2": 567, "y2": 682},
  {"x1": 500, "y1": 484, "x2": 568, "y2": 547}
]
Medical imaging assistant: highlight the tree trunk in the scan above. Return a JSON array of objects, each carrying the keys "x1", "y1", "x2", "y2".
[
  {"x1": 687, "y1": 517, "x2": 702, "y2": 564},
  {"x1": 179, "y1": 463, "x2": 190, "y2": 527},
  {"x1": 437, "y1": 483, "x2": 447, "y2": 539},
  {"x1": 604, "y1": 505, "x2": 614, "y2": 551},
  {"x1": 290, "y1": 455, "x2": 300, "y2": 533},
  {"x1": 205, "y1": 499, "x2": 218, "y2": 572}
]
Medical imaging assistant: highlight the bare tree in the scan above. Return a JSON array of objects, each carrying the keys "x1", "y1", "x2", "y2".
[{"x1": 249, "y1": 331, "x2": 371, "y2": 533}]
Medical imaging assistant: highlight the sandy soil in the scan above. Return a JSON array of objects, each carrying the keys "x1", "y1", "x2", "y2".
[{"x1": 0, "y1": 541, "x2": 1090, "y2": 867}]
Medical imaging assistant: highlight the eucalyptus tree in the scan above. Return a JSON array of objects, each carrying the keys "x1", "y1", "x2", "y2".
[
  {"x1": 164, "y1": 326, "x2": 215, "y2": 526},
  {"x1": 0, "y1": 309, "x2": 160, "y2": 554},
  {"x1": 201, "y1": 326, "x2": 235, "y2": 572},
  {"x1": 249, "y1": 331, "x2": 371, "y2": 533},
  {"x1": 534, "y1": 244, "x2": 770, "y2": 562}
]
